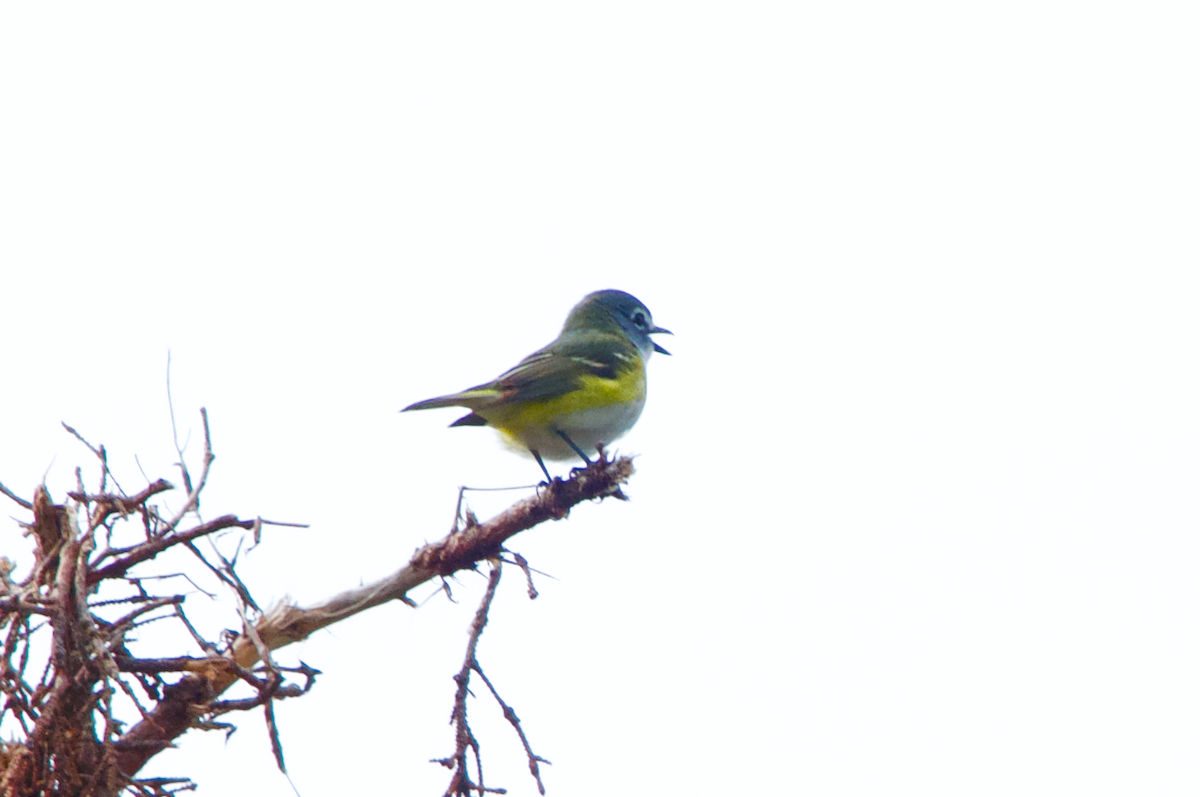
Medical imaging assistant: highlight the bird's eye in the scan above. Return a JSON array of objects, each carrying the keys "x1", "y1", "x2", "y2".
[{"x1": 632, "y1": 311, "x2": 647, "y2": 328}]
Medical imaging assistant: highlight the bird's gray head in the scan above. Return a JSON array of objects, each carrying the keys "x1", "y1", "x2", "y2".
[{"x1": 563, "y1": 289, "x2": 673, "y2": 356}]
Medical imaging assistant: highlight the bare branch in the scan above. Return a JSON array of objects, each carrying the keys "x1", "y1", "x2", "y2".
[
  {"x1": 439, "y1": 563, "x2": 503, "y2": 797},
  {"x1": 113, "y1": 655, "x2": 232, "y2": 675},
  {"x1": 509, "y1": 553, "x2": 539, "y2": 600},
  {"x1": 473, "y1": 664, "x2": 549, "y2": 795},
  {"x1": 0, "y1": 479, "x2": 33, "y2": 510},
  {"x1": 435, "y1": 558, "x2": 548, "y2": 795},
  {"x1": 7, "y1": 400, "x2": 635, "y2": 794},
  {"x1": 113, "y1": 453, "x2": 634, "y2": 779},
  {"x1": 103, "y1": 596, "x2": 186, "y2": 640},
  {"x1": 159, "y1": 408, "x2": 214, "y2": 534},
  {"x1": 87, "y1": 515, "x2": 256, "y2": 586},
  {"x1": 67, "y1": 479, "x2": 174, "y2": 530},
  {"x1": 61, "y1": 422, "x2": 126, "y2": 496}
]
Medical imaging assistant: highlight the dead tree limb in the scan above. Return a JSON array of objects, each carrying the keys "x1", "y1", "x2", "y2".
[
  {"x1": 111, "y1": 453, "x2": 634, "y2": 779},
  {"x1": 2, "y1": 409, "x2": 635, "y2": 796}
]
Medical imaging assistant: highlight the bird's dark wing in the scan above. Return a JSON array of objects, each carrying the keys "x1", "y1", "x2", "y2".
[
  {"x1": 402, "y1": 331, "x2": 637, "y2": 412},
  {"x1": 484, "y1": 331, "x2": 636, "y2": 404}
]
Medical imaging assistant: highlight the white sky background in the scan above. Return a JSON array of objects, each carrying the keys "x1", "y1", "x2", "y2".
[{"x1": 1, "y1": 2, "x2": 1198, "y2": 795}]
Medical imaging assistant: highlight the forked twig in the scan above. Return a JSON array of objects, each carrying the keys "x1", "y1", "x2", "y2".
[{"x1": 435, "y1": 562, "x2": 549, "y2": 796}]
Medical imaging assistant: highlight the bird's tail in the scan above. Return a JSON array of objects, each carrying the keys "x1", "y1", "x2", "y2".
[
  {"x1": 402, "y1": 394, "x2": 464, "y2": 412},
  {"x1": 401, "y1": 387, "x2": 501, "y2": 413}
]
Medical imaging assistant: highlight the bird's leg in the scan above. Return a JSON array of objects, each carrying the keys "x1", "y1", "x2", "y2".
[
  {"x1": 530, "y1": 448, "x2": 553, "y2": 482},
  {"x1": 555, "y1": 430, "x2": 593, "y2": 467}
]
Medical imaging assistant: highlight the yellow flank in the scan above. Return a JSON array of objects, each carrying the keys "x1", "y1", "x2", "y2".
[{"x1": 486, "y1": 363, "x2": 645, "y2": 437}]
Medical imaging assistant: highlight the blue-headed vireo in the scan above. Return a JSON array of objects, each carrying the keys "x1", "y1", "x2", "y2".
[{"x1": 402, "y1": 289, "x2": 671, "y2": 480}]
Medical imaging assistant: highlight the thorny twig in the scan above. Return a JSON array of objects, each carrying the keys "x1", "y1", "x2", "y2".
[
  {"x1": 238, "y1": 601, "x2": 287, "y2": 772},
  {"x1": 509, "y1": 552, "x2": 539, "y2": 600},
  {"x1": 62, "y1": 422, "x2": 125, "y2": 497},
  {"x1": 434, "y1": 562, "x2": 549, "y2": 796},
  {"x1": 160, "y1": 407, "x2": 213, "y2": 534},
  {"x1": 0, "y1": 479, "x2": 34, "y2": 510},
  {"x1": 474, "y1": 665, "x2": 548, "y2": 794}
]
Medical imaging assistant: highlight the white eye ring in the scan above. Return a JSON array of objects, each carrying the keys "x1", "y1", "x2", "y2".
[{"x1": 632, "y1": 311, "x2": 648, "y2": 327}]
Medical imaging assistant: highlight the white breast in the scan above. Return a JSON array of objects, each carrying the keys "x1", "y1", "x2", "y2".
[{"x1": 512, "y1": 394, "x2": 647, "y2": 461}]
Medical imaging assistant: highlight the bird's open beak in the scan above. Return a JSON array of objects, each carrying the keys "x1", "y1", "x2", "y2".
[{"x1": 651, "y1": 326, "x2": 673, "y2": 355}]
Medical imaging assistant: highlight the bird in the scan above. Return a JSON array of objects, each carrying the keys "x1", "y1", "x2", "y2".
[{"x1": 402, "y1": 289, "x2": 671, "y2": 481}]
